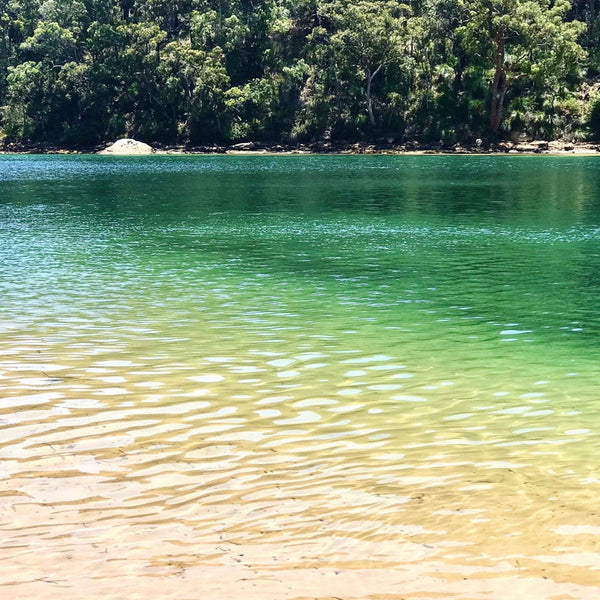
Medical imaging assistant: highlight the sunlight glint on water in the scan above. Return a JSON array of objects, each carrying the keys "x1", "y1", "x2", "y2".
[{"x1": 2, "y1": 155, "x2": 600, "y2": 599}]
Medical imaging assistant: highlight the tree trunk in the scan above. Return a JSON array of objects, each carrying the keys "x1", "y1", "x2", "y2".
[
  {"x1": 490, "y1": 33, "x2": 508, "y2": 134},
  {"x1": 490, "y1": 67, "x2": 508, "y2": 133},
  {"x1": 366, "y1": 69, "x2": 376, "y2": 127},
  {"x1": 365, "y1": 64, "x2": 382, "y2": 128},
  {"x1": 588, "y1": 0, "x2": 597, "y2": 41}
]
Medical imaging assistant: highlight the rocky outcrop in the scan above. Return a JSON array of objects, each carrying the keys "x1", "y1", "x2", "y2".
[{"x1": 98, "y1": 138, "x2": 154, "y2": 155}]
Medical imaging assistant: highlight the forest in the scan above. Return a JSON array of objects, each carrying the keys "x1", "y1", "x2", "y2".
[{"x1": 1, "y1": 0, "x2": 600, "y2": 148}]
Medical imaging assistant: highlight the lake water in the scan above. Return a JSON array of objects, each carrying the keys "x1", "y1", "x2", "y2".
[{"x1": 2, "y1": 154, "x2": 600, "y2": 599}]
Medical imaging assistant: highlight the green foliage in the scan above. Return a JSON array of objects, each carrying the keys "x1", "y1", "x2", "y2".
[
  {"x1": 587, "y1": 90, "x2": 600, "y2": 139},
  {"x1": 161, "y1": 41, "x2": 230, "y2": 142},
  {"x1": 20, "y1": 21, "x2": 78, "y2": 63},
  {"x1": 457, "y1": 0, "x2": 585, "y2": 134},
  {"x1": 3, "y1": 60, "x2": 47, "y2": 140},
  {"x1": 0, "y1": 0, "x2": 594, "y2": 146}
]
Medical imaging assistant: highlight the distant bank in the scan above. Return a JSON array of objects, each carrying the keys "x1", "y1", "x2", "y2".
[{"x1": 2, "y1": 138, "x2": 600, "y2": 156}]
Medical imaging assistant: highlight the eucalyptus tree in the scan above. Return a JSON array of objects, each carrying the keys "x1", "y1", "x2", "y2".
[
  {"x1": 458, "y1": 0, "x2": 585, "y2": 134},
  {"x1": 0, "y1": 0, "x2": 12, "y2": 99},
  {"x1": 38, "y1": 0, "x2": 89, "y2": 33},
  {"x1": 322, "y1": 0, "x2": 412, "y2": 128},
  {"x1": 3, "y1": 61, "x2": 46, "y2": 139},
  {"x1": 160, "y1": 40, "x2": 230, "y2": 142}
]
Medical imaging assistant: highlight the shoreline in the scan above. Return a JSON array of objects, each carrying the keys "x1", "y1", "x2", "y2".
[{"x1": 2, "y1": 139, "x2": 600, "y2": 156}]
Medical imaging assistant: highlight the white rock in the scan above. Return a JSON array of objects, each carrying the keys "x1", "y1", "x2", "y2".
[{"x1": 99, "y1": 138, "x2": 154, "y2": 155}]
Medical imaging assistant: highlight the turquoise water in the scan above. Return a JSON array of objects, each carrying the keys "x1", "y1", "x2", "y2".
[{"x1": 1, "y1": 154, "x2": 600, "y2": 599}]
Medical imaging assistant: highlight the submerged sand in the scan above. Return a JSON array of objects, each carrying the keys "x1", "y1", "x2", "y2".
[{"x1": 2, "y1": 152, "x2": 600, "y2": 599}]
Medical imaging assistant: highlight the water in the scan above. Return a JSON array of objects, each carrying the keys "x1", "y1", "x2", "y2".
[{"x1": 1, "y1": 154, "x2": 600, "y2": 599}]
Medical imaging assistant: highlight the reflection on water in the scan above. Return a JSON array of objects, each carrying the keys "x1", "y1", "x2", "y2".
[{"x1": 2, "y1": 155, "x2": 600, "y2": 599}]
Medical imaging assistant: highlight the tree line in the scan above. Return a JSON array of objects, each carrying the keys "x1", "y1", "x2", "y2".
[{"x1": 0, "y1": 0, "x2": 599, "y2": 148}]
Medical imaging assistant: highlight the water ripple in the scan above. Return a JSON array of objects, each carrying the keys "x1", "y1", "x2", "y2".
[{"x1": 3, "y1": 155, "x2": 600, "y2": 598}]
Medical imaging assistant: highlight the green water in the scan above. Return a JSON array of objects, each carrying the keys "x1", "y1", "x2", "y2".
[{"x1": 2, "y1": 154, "x2": 600, "y2": 599}]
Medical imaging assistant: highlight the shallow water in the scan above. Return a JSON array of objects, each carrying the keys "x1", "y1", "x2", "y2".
[{"x1": 2, "y1": 154, "x2": 600, "y2": 599}]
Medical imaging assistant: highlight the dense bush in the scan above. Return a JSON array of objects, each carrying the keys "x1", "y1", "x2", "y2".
[{"x1": 0, "y1": 0, "x2": 594, "y2": 146}]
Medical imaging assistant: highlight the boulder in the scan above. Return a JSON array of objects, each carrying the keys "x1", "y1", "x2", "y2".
[
  {"x1": 229, "y1": 142, "x2": 256, "y2": 151},
  {"x1": 99, "y1": 138, "x2": 154, "y2": 155}
]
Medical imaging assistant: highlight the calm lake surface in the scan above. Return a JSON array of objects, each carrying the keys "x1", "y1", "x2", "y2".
[{"x1": 2, "y1": 154, "x2": 600, "y2": 599}]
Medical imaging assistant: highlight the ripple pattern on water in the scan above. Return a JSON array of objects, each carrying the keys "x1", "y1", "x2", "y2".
[{"x1": 2, "y1": 155, "x2": 600, "y2": 599}]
